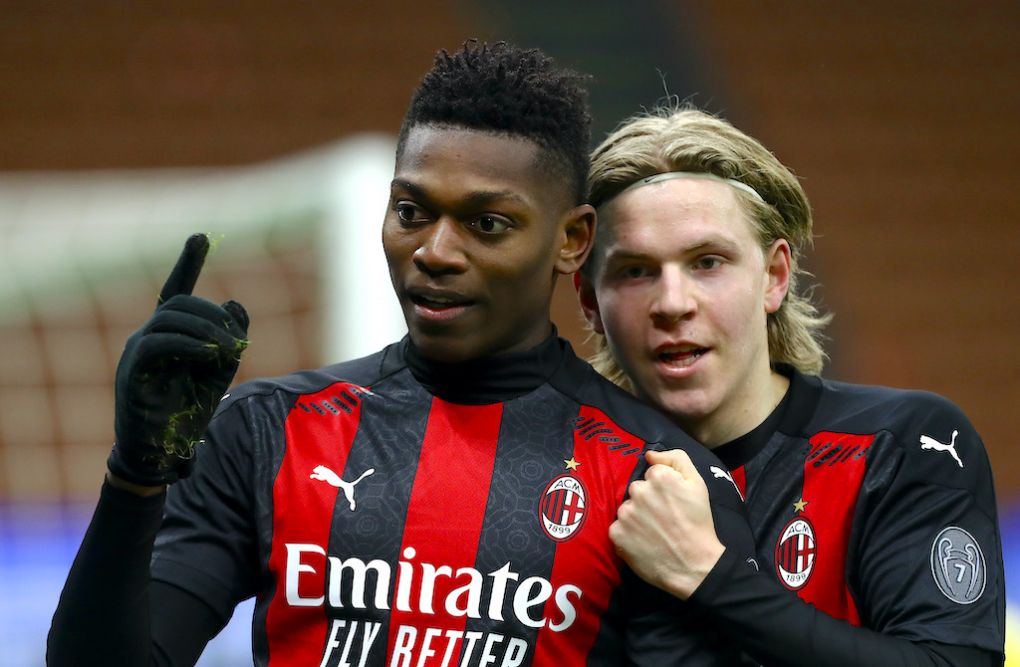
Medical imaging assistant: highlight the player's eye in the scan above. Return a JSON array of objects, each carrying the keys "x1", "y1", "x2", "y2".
[
  {"x1": 468, "y1": 214, "x2": 512, "y2": 235},
  {"x1": 620, "y1": 265, "x2": 652, "y2": 279},
  {"x1": 694, "y1": 256, "x2": 724, "y2": 271},
  {"x1": 394, "y1": 202, "x2": 428, "y2": 225}
]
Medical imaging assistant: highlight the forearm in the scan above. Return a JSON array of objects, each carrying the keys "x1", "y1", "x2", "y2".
[
  {"x1": 691, "y1": 549, "x2": 1001, "y2": 667},
  {"x1": 47, "y1": 480, "x2": 165, "y2": 666}
]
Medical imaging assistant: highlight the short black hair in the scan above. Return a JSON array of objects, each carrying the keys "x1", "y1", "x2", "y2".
[{"x1": 397, "y1": 40, "x2": 591, "y2": 204}]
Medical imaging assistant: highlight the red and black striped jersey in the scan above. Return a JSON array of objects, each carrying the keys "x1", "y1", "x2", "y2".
[
  {"x1": 151, "y1": 334, "x2": 755, "y2": 666},
  {"x1": 692, "y1": 366, "x2": 1005, "y2": 665}
]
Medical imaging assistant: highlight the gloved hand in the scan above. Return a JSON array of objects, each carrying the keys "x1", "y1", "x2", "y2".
[{"x1": 107, "y1": 234, "x2": 250, "y2": 486}]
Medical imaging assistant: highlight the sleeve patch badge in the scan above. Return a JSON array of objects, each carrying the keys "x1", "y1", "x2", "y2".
[{"x1": 930, "y1": 526, "x2": 986, "y2": 604}]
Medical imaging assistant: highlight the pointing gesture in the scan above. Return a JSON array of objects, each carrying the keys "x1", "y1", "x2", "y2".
[
  {"x1": 107, "y1": 234, "x2": 250, "y2": 487},
  {"x1": 158, "y1": 232, "x2": 211, "y2": 304}
]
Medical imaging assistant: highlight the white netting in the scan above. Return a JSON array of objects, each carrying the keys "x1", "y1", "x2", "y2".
[{"x1": 0, "y1": 134, "x2": 404, "y2": 501}]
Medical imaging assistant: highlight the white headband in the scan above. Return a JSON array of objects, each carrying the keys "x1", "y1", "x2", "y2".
[{"x1": 608, "y1": 171, "x2": 766, "y2": 205}]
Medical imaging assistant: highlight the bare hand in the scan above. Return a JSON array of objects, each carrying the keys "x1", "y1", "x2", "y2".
[{"x1": 609, "y1": 449, "x2": 726, "y2": 600}]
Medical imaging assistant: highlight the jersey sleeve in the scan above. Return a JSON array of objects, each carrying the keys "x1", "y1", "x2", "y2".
[
  {"x1": 47, "y1": 482, "x2": 228, "y2": 667},
  {"x1": 149, "y1": 392, "x2": 262, "y2": 621},
  {"x1": 690, "y1": 548, "x2": 1001, "y2": 666},
  {"x1": 649, "y1": 438, "x2": 759, "y2": 563},
  {"x1": 849, "y1": 392, "x2": 1005, "y2": 654},
  {"x1": 622, "y1": 568, "x2": 745, "y2": 666},
  {"x1": 687, "y1": 392, "x2": 1004, "y2": 666}
]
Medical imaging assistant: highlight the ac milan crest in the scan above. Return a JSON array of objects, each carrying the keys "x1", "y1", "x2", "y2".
[
  {"x1": 775, "y1": 516, "x2": 816, "y2": 590},
  {"x1": 539, "y1": 475, "x2": 587, "y2": 541}
]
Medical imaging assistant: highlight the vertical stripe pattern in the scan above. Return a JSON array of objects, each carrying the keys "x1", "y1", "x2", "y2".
[
  {"x1": 266, "y1": 383, "x2": 365, "y2": 665},
  {"x1": 531, "y1": 405, "x2": 644, "y2": 663},
  {"x1": 384, "y1": 398, "x2": 503, "y2": 663},
  {"x1": 798, "y1": 431, "x2": 874, "y2": 624}
]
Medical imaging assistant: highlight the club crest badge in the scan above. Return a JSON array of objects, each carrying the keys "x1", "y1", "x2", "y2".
[
  {"x1": 930, "y1": 526, "x2": 985, "y2": 604},
  {"x1": 539, "y1": 475, "x2": 587, "y2": 542},
  {"x1": 775, "y1": 516, "x2": 816, "y2": 590}
]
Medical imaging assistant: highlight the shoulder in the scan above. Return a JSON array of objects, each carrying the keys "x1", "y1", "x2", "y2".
[
  {"x1": 550, "y1": 349, "x2": 742, "y2": 503},
  {"x1": 214, "y1": 343, "x2": 405, "y2": 416},
  {"x1": 802, "y1": 373, "x2": 990, "y2": 491},
  {"x1": 809, "y1": 375, "x2": 979, "y2": 448},
  {"x1": 551, "y1": 349, "x2": 701, "y2": 451},
  {"x1": 809, "y1": 374, "x2": 968, "y2": 436}
]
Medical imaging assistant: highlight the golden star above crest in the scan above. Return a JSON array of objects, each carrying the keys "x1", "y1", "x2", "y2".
[
  {"x1": 793, "y1": 497, "x2": 809, "y2": 513},
  {"x1": 564, "y1": 457, "x2": 580, "y2": 471}
]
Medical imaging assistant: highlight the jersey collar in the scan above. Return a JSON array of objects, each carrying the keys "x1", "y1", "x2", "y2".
[
  {"x1": 399, "y1": 329, "x2": 568, "y2": 404},
  {"x1": 713, "y1": 364, "x2": 824, "y2": 469}
]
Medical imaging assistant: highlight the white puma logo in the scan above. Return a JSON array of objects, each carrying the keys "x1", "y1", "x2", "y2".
[
  {"x1": 710, "y1": 465, "x2": 743, "y2": 500},
  {"x1": 310, "y1": 465, "x2": 376, "y2": 511},
  {"x1": 919, "y1": 430, "x2": 963, "y2": 468}
]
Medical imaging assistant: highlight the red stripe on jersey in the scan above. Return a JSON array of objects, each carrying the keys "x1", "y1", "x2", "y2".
[
  {"x1": 798, "y1": 431, "x2": 874, "y2": 625},
  {"x1": 730, "y1": 465, "x2": 747, "y2": 498},
  {"x1": 266, "y1": 384, "x2": 366, "y2": 666},
  {"x1": 532, "y1": 405, "x2": 644, "y2": 663},
  {"x1": 385, "y1": 398, "x2": 502, "y2": 663}
]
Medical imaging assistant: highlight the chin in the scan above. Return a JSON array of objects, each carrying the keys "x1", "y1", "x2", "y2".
[
  {"x1": 409, "y1": 331, "x2": 472, "y2": 363},
  {"x1": 654, "y1": 389, "x2": 716, "y2": 425}
]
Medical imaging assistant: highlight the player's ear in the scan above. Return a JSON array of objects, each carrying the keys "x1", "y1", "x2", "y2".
[
  {"x1": 576, "y1": 271, "x2": 606, "y2": 334},
  {"x1": 764, "y1": 238, "x2": 792, "y2": 314},
  {"x1": 554, "y1": 204, "x2": 595, "y2": 275}
]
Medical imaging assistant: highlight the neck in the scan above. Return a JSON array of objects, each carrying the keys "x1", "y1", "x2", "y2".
[
  {"x1": 685, "y1": 367, "x2": 790, "y2": 448},
  {"x1": 402, "y1": 329, "x2": 565, "y2": 404}
]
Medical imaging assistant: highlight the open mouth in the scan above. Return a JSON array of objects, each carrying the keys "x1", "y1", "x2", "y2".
[
  {"x1": 656, "y1": 346, "x2": 708, "y2": 367},
  {"x1": 407, "y1": 289, "x2": 475, "y2": 322},
  {"x1": 409, "y1": 292, "x2": 473, "y2": 309}
]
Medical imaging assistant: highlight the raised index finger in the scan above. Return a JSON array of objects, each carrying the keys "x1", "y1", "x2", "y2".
[{"x1": 158, "y1": 233, "x2": 210, "y2": 306}]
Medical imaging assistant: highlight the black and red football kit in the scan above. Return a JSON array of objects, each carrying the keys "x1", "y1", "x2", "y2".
[
  {"x1": 690, "y1": 366, "x2": 1005, "y2": 666},
  {"x1": 49, "y1": 333, "x2": 755, "y2": 666}
]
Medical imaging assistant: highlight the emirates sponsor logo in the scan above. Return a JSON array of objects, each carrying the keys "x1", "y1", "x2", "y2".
[
  {"x1": 775, "y1": 517, "x2": 816, "y2": 590},
  {"x1": 284, "y1": 543, "x2": 582, "y2": 631},
  {"x1": 539, "y1": 475, "x2": 587, "y2": 542}
]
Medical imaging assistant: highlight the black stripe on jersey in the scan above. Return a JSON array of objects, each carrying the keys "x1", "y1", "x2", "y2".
[
  {"x1": 323, "y1": 368, "x2": 432, "y2": 664},
  {"x1": 464, "y1": 383, "x2": 575, "y2": 658}
]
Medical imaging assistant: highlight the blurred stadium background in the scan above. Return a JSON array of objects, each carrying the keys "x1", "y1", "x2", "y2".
[{"x1": 1, "y1": 1, "x2": 1017, "y2": 664}]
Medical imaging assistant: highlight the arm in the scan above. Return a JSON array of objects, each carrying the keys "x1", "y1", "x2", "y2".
[
  {"x1": 610, "y1": 434, "x2": 1004, "y2": 667},
  {"x1": 46, "y1": 483, "x2": 226, "y2": 667},
  {"x1": 47, "y1": 235, "x2": 250, "y2": 666},
  {"x1": 619, "y1": 447, "x2": 759, "y2": 665},
  {"x1": 691, "y1": 547, "x2": 999, "y2": 667}
]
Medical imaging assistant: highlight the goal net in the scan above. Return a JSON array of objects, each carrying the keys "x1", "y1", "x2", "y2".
[{"x1": 0, "y1": 134, "x2": 404, "y2": 502}]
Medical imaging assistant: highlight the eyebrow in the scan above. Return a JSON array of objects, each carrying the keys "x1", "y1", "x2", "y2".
[
  {"x1": 603, "y1": 235, "x2": 742, "y2": 263},
  {"x1": 602, "y1": 248, "x2": 653, "y2": 265},
  {"x1": 390, "y1": 178, "x2": 530, "y2": 208}
]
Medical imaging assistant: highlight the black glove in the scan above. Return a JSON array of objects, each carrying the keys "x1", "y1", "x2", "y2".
[{"x1": 107, "y1": 234, "x2": 250, "y2": 486}]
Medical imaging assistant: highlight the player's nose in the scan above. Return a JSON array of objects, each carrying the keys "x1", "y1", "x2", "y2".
[
  {"x1": 650, "y1": 265, "x2": 696, "y2": 324},
  {"x1": 413, "y1": 218, "x2": 469, "y2": 277}
]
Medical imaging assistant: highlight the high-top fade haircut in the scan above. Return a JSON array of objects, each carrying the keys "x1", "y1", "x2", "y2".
[{"x1": 397, "y1": 40, "x2": 591, "y2": 205}]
